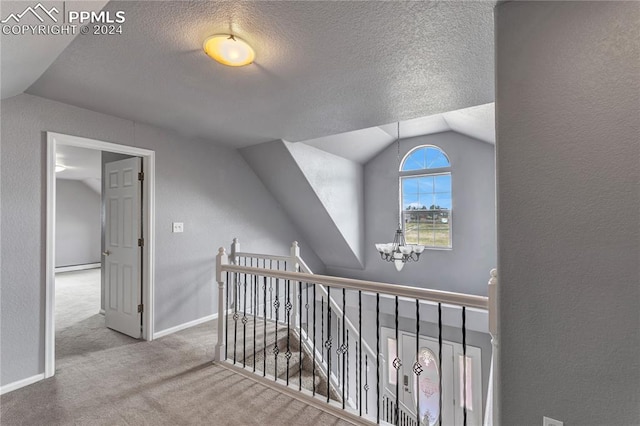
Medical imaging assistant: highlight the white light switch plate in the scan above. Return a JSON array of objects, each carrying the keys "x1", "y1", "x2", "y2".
[
  {"x1": 543, "y1": 416, "x2": 563, "y2": 426},
  {"x1": 172, "y1": 222, "x2": 184, "y2": 233}
]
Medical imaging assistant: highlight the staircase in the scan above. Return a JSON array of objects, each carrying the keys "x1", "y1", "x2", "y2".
[{"x1": 225, "y1": 313, "x2": 340, "y2": 402}]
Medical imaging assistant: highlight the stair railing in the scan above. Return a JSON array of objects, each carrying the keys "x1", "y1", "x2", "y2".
[{"x1": 215, "y1": 240, "x2": 497, "y2": 426}]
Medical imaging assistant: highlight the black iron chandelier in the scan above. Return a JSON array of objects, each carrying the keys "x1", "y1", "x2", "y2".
[{"x1": 374, "y1": 122, "x2": 425, "y2": 271}]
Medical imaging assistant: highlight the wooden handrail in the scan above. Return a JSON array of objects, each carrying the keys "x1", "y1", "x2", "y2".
[{"x1": 221, "y1": 264, "x2": 488, "y2": 310}]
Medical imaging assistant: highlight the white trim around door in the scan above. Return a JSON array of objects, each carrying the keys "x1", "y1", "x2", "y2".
[{"x1": 45, "y1": 132, "x2": 156, "y2": 379}]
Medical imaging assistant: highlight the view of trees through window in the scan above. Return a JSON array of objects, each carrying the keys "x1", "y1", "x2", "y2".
[{"x1": 401, "y1": 146, "x2": 452, "y2": 248}]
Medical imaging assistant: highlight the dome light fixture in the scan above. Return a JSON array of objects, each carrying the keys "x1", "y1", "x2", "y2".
[{"x1": 203, "y1": 34, "x2": 255, "y2": 67}]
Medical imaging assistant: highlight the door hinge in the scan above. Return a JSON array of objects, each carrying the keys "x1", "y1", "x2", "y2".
[
  {"x1": 138, "y1": 304, "x2": 144, "y2": 313},
  {"x1": 138, "y1": 171, "x2": 144, "y2": 181},
  {"x1": 138, "y1": 238, "x2": 144, "y2": 247}
]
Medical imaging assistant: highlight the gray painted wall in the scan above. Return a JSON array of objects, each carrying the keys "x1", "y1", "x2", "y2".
[
  {"x1": 241, "y1": 140, "x2": 360, "y2": 269},
  {"x1": 329, "y1": 131, "x2": 496, "y2": 297},
  {"x1": 55, "y1": 179, "x2": 101, "y2": 267},
  {"x1": 0, "y1": 93, "x2": 323, "y2": 387},
  {"x1": 285, "y1": 142, "x2": 365, "y2": 265},
  {"x1": 496, "y1": 2, "x2": 639, "y2": 425}
]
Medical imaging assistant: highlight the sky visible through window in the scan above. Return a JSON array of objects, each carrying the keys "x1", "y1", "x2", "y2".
[{"x1": 401, "y1": 146, "x2": 452, "y2": 248}]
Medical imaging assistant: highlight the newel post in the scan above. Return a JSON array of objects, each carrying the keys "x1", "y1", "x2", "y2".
[
  {"x1": 214, "y1": 247, "x2": 228, "y2": 362},
  {"x1": 289, "y1": 241, "x2": 300, "y2": 327},
  {"x1": 486, "y1": 268, "x2": 499, "y2": 426},
  {"x1": 230, "y1": 237, "x2": 240, "y2": 265}
]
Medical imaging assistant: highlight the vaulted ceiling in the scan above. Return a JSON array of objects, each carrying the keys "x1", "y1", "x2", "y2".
[{"x1": 4, "y1": 1, "x2": 496, "y2": 147}]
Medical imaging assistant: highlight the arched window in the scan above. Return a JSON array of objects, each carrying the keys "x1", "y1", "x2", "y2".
[{"x1": 400, "y1": 146, "x2": 452, "y2": 248}]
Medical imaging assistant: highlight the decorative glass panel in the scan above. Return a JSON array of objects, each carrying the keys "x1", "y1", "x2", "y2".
[{"x1": 414, "y1": 348, "x2": 441, "y2": 426}]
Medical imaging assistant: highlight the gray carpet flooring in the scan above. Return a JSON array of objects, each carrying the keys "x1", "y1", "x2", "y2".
[{"x1": 0, "y1": 270, "x2": 351, "y2": 425}]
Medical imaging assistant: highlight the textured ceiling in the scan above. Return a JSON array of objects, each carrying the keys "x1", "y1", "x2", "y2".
[
  {"x1": 26, "y1": 1, "x2": 495, "y2": 147},
  {"x1": 0, "y1": 1, "x2": 108, "y2": 99}
]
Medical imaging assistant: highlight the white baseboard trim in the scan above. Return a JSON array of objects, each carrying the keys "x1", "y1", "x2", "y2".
[
  {"x1": 55, "y1": 263, "x2": 101, "y2": 273},
  {"x1": 0, "y1": 373, "x2": 45, "y2": 395},
  {"x1": 153, "y1": 313, "x2": 217, "y2": 339}
]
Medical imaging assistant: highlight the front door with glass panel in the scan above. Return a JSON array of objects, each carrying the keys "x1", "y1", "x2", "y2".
[
  {"x1": 400, "y1": 333, "x2": 455, "y2": 426},
  {"x1": 384, "y1": 328, "x2": 482, "y2": 426}
]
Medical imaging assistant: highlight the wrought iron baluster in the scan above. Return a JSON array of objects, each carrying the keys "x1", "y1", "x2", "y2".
[
  {"x1": 326, "y1": 286, "x2": 332, "y2": 403},
  {"x1": 273, "y1": 278, "x2": 280, "y2": 381},
  {"x1": 305, "y1": 282, "x2": 309, "y2": 336},
  {"x1": 321, "y1": 297, "x2": 324, "y2": 363},
  {"x1": 233, "y1": 272, "x2": 239, "y2": 365},
  {"x1": 263, "y1": 276, "x2": 267, "y2": 376},
  {"x1": 365, "y1": 354, "x2": 369, "y2": 415},
  {"x1": 438, "y1": 303, "x2": 443, "y2": 425},
  {"x1": 340, "y1": 288, "x2": 347, "y2": 409},
  {"x1": 298, "y1": 280, "x2": 303, "y2": 391},
  {"x1": 413, "y1": 299, "x2": 422, "y2": 426},
  {"x1": 312, "y1": 283, "x2": 317, "y2": 396},
  {"x1": 394, "y1": 296, "x2": 401, "y2": 426},
  {"x1": 376, "y1": 293, "x2": 380, "y2": 424},
  {"x1": 253, "y1": 274, "x2": 257, "y2": 373},
  {"x1": 269, "y1": 260, "x2": 273, "y2": 320},
  {"x1": 346, "y1": 329, "x2": 350, "y2": 402},
  {"x1": 358, "y1": 290, "x2": 362, "y2": 416},
  {"x1": 285, "y1": 280, "x2": 292, "y2": 386},
  {"x1": 242, "y1": 272, "x2": 248, "y2": 368},
  {"x1": 225, "y1": 271, "x2": 229, "y2": 361},
  {"x1": 463, "y1": 306, "x2": 467, "y2": 426}
]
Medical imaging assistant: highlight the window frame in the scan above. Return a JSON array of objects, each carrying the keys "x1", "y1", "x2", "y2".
[{"x1": 399, "y1": 145, "x2": 452, "y2": 250}]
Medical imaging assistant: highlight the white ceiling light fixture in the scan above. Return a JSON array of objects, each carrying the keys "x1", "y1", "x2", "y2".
[
  {"x1": 203, "y1": 34, "x2": 255, "y2": 67},
  {"x1": 55, "y1": 164, "x2": 66, "y2": 173},
  {"x1": 375, "y1": 122, "x2": 425, "y2": 271}
]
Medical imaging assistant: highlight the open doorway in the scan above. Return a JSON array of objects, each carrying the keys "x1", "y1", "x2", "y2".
[{"x1": 45, "y1": 132, "x2": 156, "y2": 379}]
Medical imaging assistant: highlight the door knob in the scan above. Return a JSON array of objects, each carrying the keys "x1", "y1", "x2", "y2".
[{"x1": 102, "y1": 250, "x2": 111, "y2": 256}]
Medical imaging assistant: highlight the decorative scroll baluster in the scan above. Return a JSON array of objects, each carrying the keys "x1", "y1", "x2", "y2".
[
  {"x1": 298, "y1": 280, "x2": 303, "y2": 391},
  {"x1": 312, "y1": 284, "x2": 317, "y2": 396},
  {"x1": 225, "y1": 271, "x2": 229, "y2": 361},
  {"x1": 414, "y1": 299, "x2": 421, "y2": 426},
  {"x1": 325, "y1": 286, "x2": 332, "y2": 403},
  {"x1": 263, "y1": 276, "x2": 267, "y2": 377},
  {"x1": 242, "y1": 272, "x2": 248, "y2": 368},
  {"x1": 394, "y1": 296, "x2": 401, "y2": 426},
  {"x1": 273, "y1": 278, "x2": 280, "y2": 381},
  {"x1": 233, "y1": 272, "x2": 239, "y2": 365},
  {"x1": 253, "y1": 274, "x2": 257, "y2": 373},
  {"x1": 340, "y1": 288, "x2": 347, "y2": 410},
  {"x1": 346, "y1": 329, "x2": 350, "y2": 402},
  {"x1": 285, "y1": 280, "x2": 292, "y2": 385},
  {"x1": 305, "y1": 282, "x2": 309, "y2": 336},
  {"x1": 365, "y1": 354, "x2": 369, "y2": 415}
]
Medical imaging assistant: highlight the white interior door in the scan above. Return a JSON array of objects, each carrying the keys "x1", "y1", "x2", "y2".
[
  {"x1": 400, "y1": 333, "x2": 455, "y2": 426},
  {"x1": 104, "y1": 157, "x2": 142, "y2": 338}
]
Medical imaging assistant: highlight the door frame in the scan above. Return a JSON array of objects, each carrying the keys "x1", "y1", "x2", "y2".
[{"x1": 45, "y1": 131, "x2": 156, "y2": 378}]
